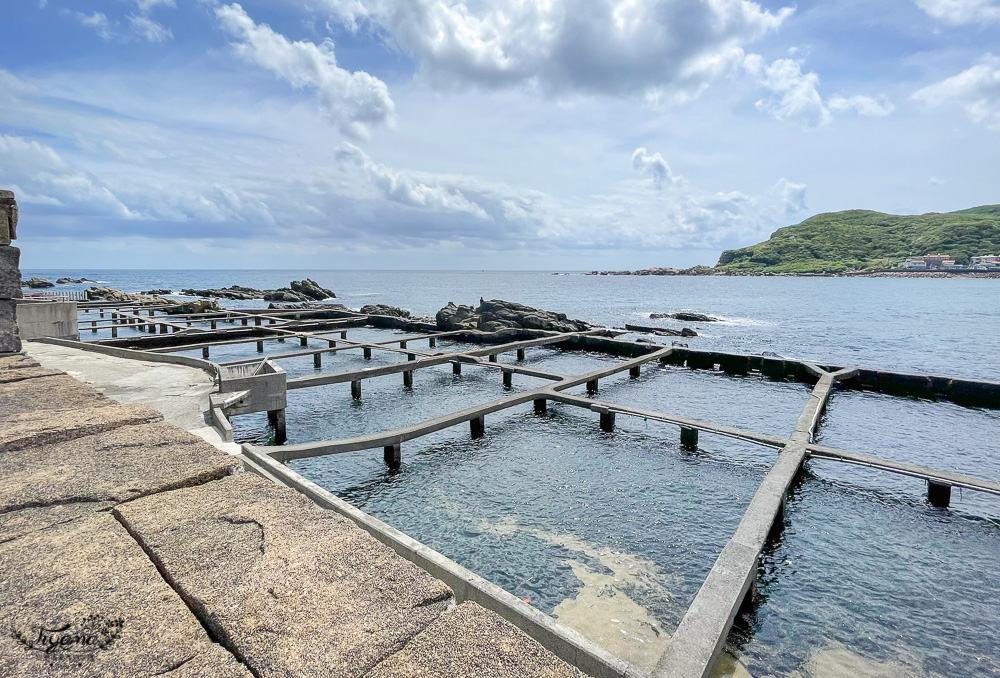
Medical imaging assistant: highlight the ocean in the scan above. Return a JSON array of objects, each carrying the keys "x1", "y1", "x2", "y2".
[{"x1": 28, "y1": 269, "x2": 1000, "y2": 677}]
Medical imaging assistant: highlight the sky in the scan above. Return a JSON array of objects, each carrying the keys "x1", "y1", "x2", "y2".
[{"x1": 1, "y1": 0, "x2": 998, "y2": 270}]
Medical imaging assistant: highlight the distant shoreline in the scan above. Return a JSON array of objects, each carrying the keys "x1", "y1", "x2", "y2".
[{"x1": 586, "y1": 269, "x2": 1000, "y2": 279}]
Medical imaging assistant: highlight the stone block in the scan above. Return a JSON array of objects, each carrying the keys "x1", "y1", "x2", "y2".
[
  {"x1": 0, "y1": 403, "x2": 163, "y2": 454},
  {"x1": 366, "y1": 601, "x2": 587, "y2": 678},
  {"x1": 0, "y1": 299, "x2": 21, "y2": 353},
  {"x1": 0, "y1": 421, "x2": 240, "y2": 512},
  {"x1": 0, "y1": 373, "x2": 112, "y2": 418},
  {"x1": 0, "y1": 354, "x2": 39, "y2": 370},
  {"x1": 0, "y1": 513, "x2": 253, "y2": 678},
  {"x1": 0, "y1": 246, "x2": 21, "y2": 299},
  {"x1": 114, "y1": 473, "x2": 454, "y2": 678},
  {"x1": 0, "y1": 365, "x2": 63, "y2": 384}
]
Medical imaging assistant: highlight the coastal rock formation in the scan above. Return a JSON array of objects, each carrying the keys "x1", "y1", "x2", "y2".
[
  {"x1": 624, "y1": 323, "x2": 698, "y2": 337},
  {"x1": 362, "y1": 304, "x2": 412, "y2": 318},
  {"x1": 0, "y1": 191, "x2": 20, "y2": 353},
  {"x1": 437, "y1": 299, "x2": 592, "y2": 333},
  {"x1": 182, "y1": 279, "x2": 336, "y2": 302},
  {"x1": 23, "y1": 276, "x2": 54, "y2": 288},
  {"x1": 88, "y1": 286, "x2": 167, "y2": 303},
  {"x1": 56, "y1": 277, "x2": 96, "y2": 284},
  {"x1": 586, "y1": 266, "x2": 715, "y2": 276},
  {"x1": 141, "y1": 288, "x2": 172, "y2": 295},
  {"x1": 650, "y1": 312, "x2": 719, "y2": 322}
]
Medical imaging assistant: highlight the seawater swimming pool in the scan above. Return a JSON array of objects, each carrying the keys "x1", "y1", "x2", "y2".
[{"x1": 215, "y1": 327, "x2": 1000, "y2": 677}]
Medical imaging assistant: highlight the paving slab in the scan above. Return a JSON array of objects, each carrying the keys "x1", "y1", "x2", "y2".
[
  {"x1": 0, "y1": 403, "x2": 163, "y2": 454},
  {"x1": 0, "y1": 421, "x2": 240, "y2": 513},
  {"x1": 0, "y1": 373, "x2": 111, "y2": 417},
  {"x1": 114, "y1": 473, "x2": 455, "y2": 678},
  {"x1": 0, "y1": 512, "x2": 253, "y2": 678},
  {"x1": 0, "y1": 502, "x2": 113, "y2": 545},
  {"x1": 365, "y1": 601, "x2": 588, "y2": 678},
  {"x1": 0, "y1": 365, "x2": 64, "y2": 384},
  {"x1": 0, "y1": 354, "x2": 40, "y2": 370}
]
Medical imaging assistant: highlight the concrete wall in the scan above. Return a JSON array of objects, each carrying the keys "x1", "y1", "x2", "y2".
[{"x1": 16, "y1": 300, "x2": 79, "y2": 341}]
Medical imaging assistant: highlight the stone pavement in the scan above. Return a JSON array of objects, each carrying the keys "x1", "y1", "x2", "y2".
[{"x1": 0, "y1": 353, "x2": 589, "y2": 678}]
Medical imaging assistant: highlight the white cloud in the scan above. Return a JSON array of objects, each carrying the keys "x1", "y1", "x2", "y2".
[
  {"x1": 827, "y1": 94, "x2": 895, "y2": 117},
  {"x1": 631, "y1": 148, "x2": 682, "y2": 189},
  {"x1": 744, "y1": 54, "x2": 831, "y2": 127},
  {"x1": 215, "y1": 3, "x2": 394, "y2": 139},
  {"x1": 913, "y1": 54, "x2": 1000, "y2": 130},
  {"x1": 336, "y1": 143, "x2": 489, "y2": 218},
  {"x1": 321, "y1": 0, "x2": 792, "y2": 102},
  {"x1": 132, "y1": 0, "x2": 176, "y2": 14},
  {"x1": 73, "y1": 11, "x2": 113, "y2": 41},
  {"x1": 915, "y1": 0, "x2": 1000, "y2": 24},
  {"x1": 0, "y1": 134, "x2": 140, "y2": 219},
  {"x1": 128, "y1": 15, "x2": 173, "y2": 42}
]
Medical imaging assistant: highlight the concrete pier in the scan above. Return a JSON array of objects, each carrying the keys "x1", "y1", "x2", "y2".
[
  {"x1": 680, "y1": 427, "x2": 698, "y2": 450},
  {"x1": 927, "y1": 481, "x2": 952, "y2": 507},
  {"x1": 599, "y1": 410, "x2": 615, "y2": 432},
  {"x1": 352, "y1": 379, "x2": 362, "y2": 400},
  {"x1": 535, "y1": 398, "x2": 547, "y2": 414},
  {"x1": 470, "y1": 415, "x2": 485, "y2": 439},
  {"x1": 384, "y1": 443, "x2": 401, "y2": 470}
]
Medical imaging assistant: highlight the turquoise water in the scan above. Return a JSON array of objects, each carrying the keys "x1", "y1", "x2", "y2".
[{"x1": 43, "y1": 269, "x2": 1000, "y2": 675}]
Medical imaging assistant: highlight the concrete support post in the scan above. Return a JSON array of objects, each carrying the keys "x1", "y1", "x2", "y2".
[
  {"x1": 452, "y1": 362, "x2": 461, "y2": 375},
  {"x1": 429, "y1": 337, "x2": 437, "y2": 348},
  {"x1": 210, "y1": 319, "x2": 217, "y2": 330},
  {"x1": 400, "y1": 340, "x2": 407, "y2": 348},
  {"x1": 403, "y1": 370, "x2": 413, "y2": 388},
  {"x1": 186, "y1": 320, "x2": 192, "y2": 327},
  {"x1": 172, "y1": 326, "x2": 179, "y2": 333},
  {"x1": 327, "y1": 340, "x2": 336, "y2": 348},
  {"x1": 470, "y1": 416, "x2": 485, "y2": 439},
  {"x1": 159, "y1": 323, "x2": 167, "y2": 333},
  {"x1": 300, "y1": 336, "x2": 308, "y2": 347},
  {"x1": 111, "y1": 326, "x2": 117, "y2": 338},
  {"x1": 363, "y1": 347, "x2": 372, "y2": 360},
  {"x1": 503, "y1": 370, "x2": 512, "y2": 389},
  {"x1": 100, "y1": 310, "x2": 105, "y2": 318},
  {"x1": 630, "y1": 365, "x2": 641, "y2": 378},
  {"x1": 91, "y1": 321, "x2": 97, "y2": 333},
  {"x1": 928, "y1": 481, "x2": 952, "y2": 508},
  {"x1": 351, "y1": 380, "x2": 362, "y2": 400},
  {"x1": 534, "y1": 398, "x2": 547, "y2": 415},
  {"x1": 254, "y1": 317, "x2": 261, "y2": 326},
  {"x1": 267, "y1": 409, "x2": 287, "y2": 445},
  {"x1": 256, "y1": 341, "x2": 264, "y2": 352},
  {"x1": 202, "y1": 347, "x2": 210, "y2": 359},
  {"x1": 489, "y1": 354, "x2": 498, "y2": 363},
  {"x1": 586, "y1": 379, "x2": 598, "y2": 394},
  {"x1": 278, "y1": 336, "x2": 285, "y2": 343},
  {"x1": 517, "y1": 348, "x2": 526, "y2": 361},
  {"x1": 148, "y1": 310, "x2": 154, "y2": 317},
  {"x1": 680, "y1": 427, "x2": 699, "y2": 450},
  {"x1": 340, "y1": 331, "x2": 347, "y2": 339},
  {"x1": 383, "y1": 444, "x2": 401, "y2": 471},
  {"x1": 241, "y1": 317, "x2": 248, "y2": 326},
  {"x1": 313, "y1": 353, "x2": 322, "y2": 369},
  {"x1": 600, "y1": 411, "x2": 616, "y2": 432},
  {"x1": 269, "y1": 319, "x2": 276, "y2": 325}
]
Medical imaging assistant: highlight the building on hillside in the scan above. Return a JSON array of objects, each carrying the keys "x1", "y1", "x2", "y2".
[
  {"x1": 971, "y1": 255, "x2": 1000, "y2": 270},
  {"x1": 899, "y1": 254, "x2": 959, "y2": 270},
  {"x1": 902, "y1": 257, "x2": 927, "y2": 270}
]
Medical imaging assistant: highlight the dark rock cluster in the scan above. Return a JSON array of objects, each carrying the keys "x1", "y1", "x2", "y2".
[
  {"x1": 22, "y1": 277, "x2": 54, "y2": 288},
  {"x1": 436, "y1": 299, "x2": 591, "y2": 333},
  {"x1": 649, "y1": 312, "x2": 719, "y2": 322},
  {"x1": 56, "y1": 277, "x2": 96, "y2": 284},
  {"x1": 181, "y1": 279, "x2": 335, "y2": 303},
  {"x1": 360, "y1": 304, "x2": 412, "y2": 319}
]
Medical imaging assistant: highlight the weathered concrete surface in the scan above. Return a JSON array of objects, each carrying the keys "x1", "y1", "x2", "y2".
[
  {"x1": 0, "y1": 421, "x2": 239, "y2": 513},
  {"x1": 0, "y1": 245, "x2": 22, "y2": 299},
  {"x1": 17, "y1": 301, "x2": 78, "y2": 340},
  {"x1": 366, "y1": 601, "x2": 587, "y2": 678},
  {"x1": 0, "y1": 372, "x2": 112, "y2": 416},
  {"x1": 0, "y1": 512, "x2": 252, "y2": 678},
  {"x1": 25, "y1": 341, "x2": 239, "y2": 454},
  {"x1": 115, "y1": 473, "x2": 455, "y2": 678},
  {"x1": 0, "y1": 403, "x2": 163, "y2": 454},
  {"x1": 0, "y1": 299, "x2": 21, "y2": 353}
]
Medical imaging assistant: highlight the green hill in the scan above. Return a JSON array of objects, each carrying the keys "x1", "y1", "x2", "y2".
[{"x1": 715, "y1": 205, "x2": 1000, "y2": 273}]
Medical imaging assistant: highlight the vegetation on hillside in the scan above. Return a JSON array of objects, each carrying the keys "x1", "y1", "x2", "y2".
[{"x1": 715, "y1": 205, "x2": 1000, "y2": 273}]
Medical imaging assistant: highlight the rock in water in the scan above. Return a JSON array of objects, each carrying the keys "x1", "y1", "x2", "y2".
[
  {"x1": 436, "y1": 299, "x2": 591, "y2": 333},
  {"x1": 23, "y1": 277, "x2": 54, "y2": 288},
  {"x1": 361, "y1": 304, "x2": 411, "y2": 318},
  {"x1": 649, "y1": 312, "x2": 719, "y2": 322},
  {"x1": 289, "y1": 279, "x2": 335, "y2": 300}
]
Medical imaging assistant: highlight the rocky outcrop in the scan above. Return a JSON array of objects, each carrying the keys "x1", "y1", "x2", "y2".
[
  {"x1": 56, "y1": 277, "x2": 96, "y2": 284},
  {"x1": 361, "y1": 304, "x2": 412, "y2": 318},
  {"x1": 87, "y1": 287, "x2": 169, "y2": 303},
  {"x1": 437, "y1": 299, "x2": 592, "y2": 333},
  {"x1": 141, "y1": 288, "x2": 172, "y2": 295},
  {"x1": 585, "y1": 266, "x2": 716, "y2": 276},
  {"x1": 624, "y1": 323, "x2": 697, "y2": 337},
  {"x1": 23, "y1": 276, "x2": 54, "y2": 288},
  {"x1": 650, "y1": 312, "x2": 719, "y2": 322},
  {"x1": 183, "y1": 279, "x2": 335, "y2": 302}
]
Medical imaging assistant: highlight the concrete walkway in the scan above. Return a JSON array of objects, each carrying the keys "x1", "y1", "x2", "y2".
[
  {"x1": 24, "y1": 340, "x2": 240, "y2": 455},
  {"x1": 0, "y1": 352, "x2": 588, "y2": 678}
]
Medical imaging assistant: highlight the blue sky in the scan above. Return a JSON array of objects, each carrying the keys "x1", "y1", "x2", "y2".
[{"x1": 2, "y1": 0, "x2": 998, "y2": 269}]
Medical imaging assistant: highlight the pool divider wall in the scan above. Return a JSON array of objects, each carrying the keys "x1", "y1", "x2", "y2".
[{"x1": 240, "y1": 447, "x2": 645, "y2": 678}]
